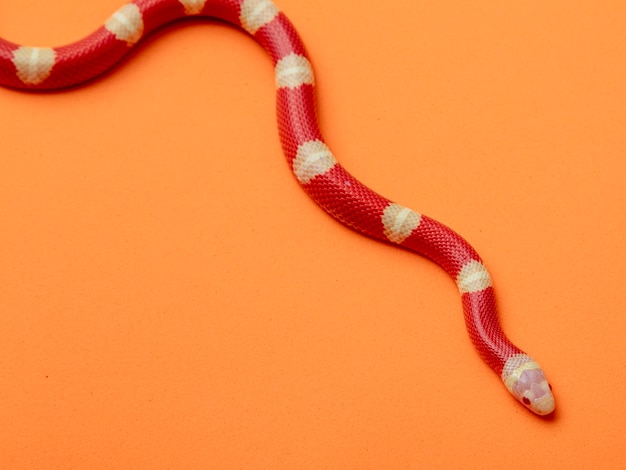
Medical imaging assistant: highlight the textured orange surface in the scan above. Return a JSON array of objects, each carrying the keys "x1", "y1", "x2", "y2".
[{"x1": 1, "y1": 0, "x2": 625, "y2": 468}]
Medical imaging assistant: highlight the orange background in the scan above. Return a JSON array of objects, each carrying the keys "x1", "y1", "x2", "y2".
[{"x1": 1, "y1": 0, "x2": 625, "y2": 468}]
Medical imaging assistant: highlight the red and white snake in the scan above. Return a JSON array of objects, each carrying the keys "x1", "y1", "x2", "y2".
[{"x1": 0, "y1": 0, "x2": 555, "y2": 415}]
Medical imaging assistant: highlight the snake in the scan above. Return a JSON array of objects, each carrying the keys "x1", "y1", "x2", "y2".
[{"x1": 0, "y1": 0, "x2": 555, "y2": 415}]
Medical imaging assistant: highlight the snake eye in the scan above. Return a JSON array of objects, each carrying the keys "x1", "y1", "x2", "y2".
[{"x1": 523, "y1": 397, "x2": 531, "y2": 406}]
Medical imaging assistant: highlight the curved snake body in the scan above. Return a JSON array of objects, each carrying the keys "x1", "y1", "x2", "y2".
[{"x1": 0, "y1": 0, "x2": 555, "y2": 415}]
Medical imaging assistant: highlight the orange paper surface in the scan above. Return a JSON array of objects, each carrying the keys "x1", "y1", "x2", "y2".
[{"x1": 1, "y1": 0, "x2": 625, "y2": 468}]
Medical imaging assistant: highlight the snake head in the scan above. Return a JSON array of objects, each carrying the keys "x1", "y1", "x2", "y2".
[{"x1": 501, "y1": 354, "x2": 555, "y2": 415}]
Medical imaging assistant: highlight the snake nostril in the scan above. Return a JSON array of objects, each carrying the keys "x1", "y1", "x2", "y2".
[
  {"x1": 548, "y1": 383, "x2": 553, "y2": 391},
  {"x1": 523, "y1": 397, "x2": 531, "y2": 406}
]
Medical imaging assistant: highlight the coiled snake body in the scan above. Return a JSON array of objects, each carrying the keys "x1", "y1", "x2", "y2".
[{"x1": 0, "y1": 0, "x2": 555, "y2": 415}]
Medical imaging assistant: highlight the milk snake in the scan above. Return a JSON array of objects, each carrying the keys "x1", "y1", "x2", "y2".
[{"x1": 0, "y1": 0, "x2": 555, "y2": 415}]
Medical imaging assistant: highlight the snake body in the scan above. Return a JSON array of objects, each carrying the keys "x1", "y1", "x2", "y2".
[{"x1": 0, "y1": 0, "x2": 555, "y2": 415}]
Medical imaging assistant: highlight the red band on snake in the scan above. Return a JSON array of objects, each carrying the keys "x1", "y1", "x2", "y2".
[{"x1": 0, "y1": 0, "x2": 555, "y2": 415}]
